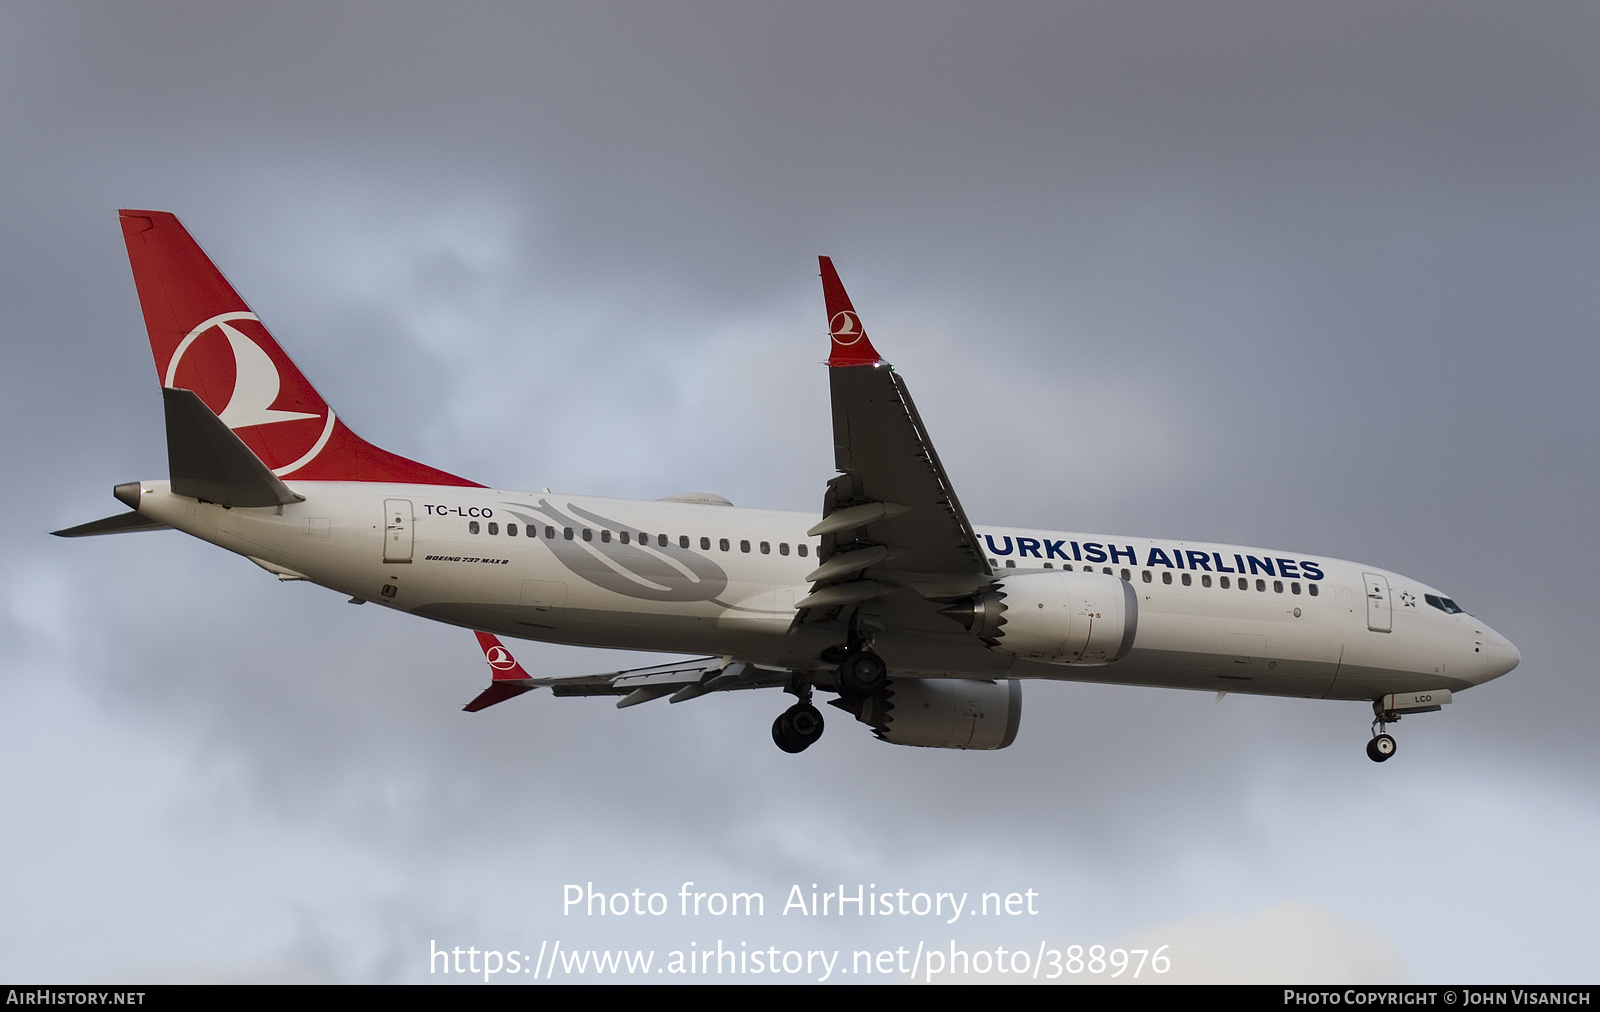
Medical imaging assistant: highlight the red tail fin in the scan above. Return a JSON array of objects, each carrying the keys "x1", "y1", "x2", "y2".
[{"x1": 119, "y1": 210, "x2": 481, "y2": 487}]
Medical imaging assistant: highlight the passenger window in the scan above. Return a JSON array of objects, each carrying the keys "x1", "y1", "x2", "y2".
[
  {"x1": 720, "y1": 538, "x2": 730, "y2": 552},
  {"x1": 487, "y1": 522, "x2": 499, "y2": 536},
  {"x1": 740, "y1": 540, "x2": 751, "y2": 553},
  {"x1": 638, "y1": 532, "x2": 647, "y2": 544},
  {"x1": 658, "y1": 534, "x2": 668, "y2": 547},
  {"x1": 469, "y1": 521, "x2": 480, "y2": 535},
  {"x1": 1309, "y1": 584, "x2": 1319, "y2": 597},
  {"x1": 583, "y1": 529, "x2": 593, "y2": 542},
  {"x1": 564, "y1": 527, "x2": 574, "y2": 540},
  {"x1": 1220, "y1": 576, "x2": 1230, "y2": 589},
  {"x1": 619, "y1": 531, "x2": 629, "y2": 544},
  {"x1": 1291, "y1": 582, "x2": 1301, "y2": 595},
  {"x1": 1121, "y1": 569, "x2": 1130, "y2": 581},
  {"x1": 1142, "y1": 571, "x2": 1152, "y2": 583},
  {"x1": 700, "y1": 537, "x2": 711, "y2": 550},
  {"x1": 779, "y1": 543, "x2": 790, "y2": 556},
  {"x1": 1273, "y1": 580, "x2": 1283, "y2": 593},
  {"x1": 760, "y1": 541, "x2": 770, "y2": 555},
  {"x1": 678, "y1": 535, "x2": 689, "y2": 548},
  {"x1": 1064, "y1": 564, "x2": 1073, "y2": 571},
  {"x1": 1201, "y1": 574, "x2": 1212, "y2": 588},
  {"x1": 1044, "y1": 563, "x2": 1053, "y2": 569},
  {"x1": 1103, "y1": 567, "x2": 1112, "y2": 575},
  {"x1": 798, "y1": 545, "x2": 809, "y2": 558},
  {"x1": 1256, "y1": 579, "x2": 1266, "y2": 591},
  {"x1": 1181, "y1": 573, "x2": 1192, "y2": 586},
  {"x1": 1006, "y1": 559, "x2": 1016, "y2": 568},
  {"x1": 1162, "y1": 571, "x2": 1172, "y2": 585},
  {"x1": 600, "y1": 530, "x2": 611, "y2": 543},
  {"x1": 545, "y1": 526, "x2": 555, "y2": 539},
  {"x1": 507, "y1": 523, "x2": 518, "y2": 537}
]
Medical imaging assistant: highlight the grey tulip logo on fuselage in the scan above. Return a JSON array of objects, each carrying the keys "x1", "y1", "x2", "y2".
[{"x1": 503, "y1": 500, "x2": 729, "y2": 602}]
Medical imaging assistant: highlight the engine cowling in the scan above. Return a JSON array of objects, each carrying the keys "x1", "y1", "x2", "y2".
[
  {"x1": 944, "y1": 570, "x2": 1138, "y2": 665},
  {"x1": 848, "y1": 677, "x2": 1022, "y2": 749}
]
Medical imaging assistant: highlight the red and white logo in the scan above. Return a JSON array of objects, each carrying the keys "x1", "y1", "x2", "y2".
[
  {"x1": 163, "y1": 312, "x2": 337, "y2": 476},
  {"x1": 829, "y1": 310, "x2": 865, "y2": 346},
  {"x1": 485, "y1": 645, "x2": 518, "y2": 671}
]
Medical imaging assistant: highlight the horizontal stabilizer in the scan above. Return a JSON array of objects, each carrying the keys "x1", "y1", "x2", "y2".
[
  {"x1": 164, "y1": 387, "x2": 304, "y2": 507},
  {"x1": 51, "y1": 512, "x2": 170, "y2": 537}
]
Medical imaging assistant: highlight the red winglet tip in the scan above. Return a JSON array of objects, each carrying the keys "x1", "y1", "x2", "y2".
[
  {"x1": 474, "y1": 632, "x2": 531, "y2": 681},
  {"x1": 819, "y1": 256, "x2": 882, "y2": 367},
  {"x1": 463, "y1": 682, "x2": 533, "y2": 712}
]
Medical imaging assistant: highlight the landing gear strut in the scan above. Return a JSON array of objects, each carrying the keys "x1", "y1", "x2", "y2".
[
  {"x1": 1367, "y1": 702, "x2": 1399, "y2": 763},
  {"x1": 772, "y1": 680, "x2": 825, "y2": 753}
]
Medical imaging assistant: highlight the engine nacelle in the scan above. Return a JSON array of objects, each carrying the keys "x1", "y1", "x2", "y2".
[
  {"x1": 848, "y1": 677, "x2": 1022, "y2": 750},
  {"x1": 944, "y1": 570, "x2": 1138, "y2": 665}
]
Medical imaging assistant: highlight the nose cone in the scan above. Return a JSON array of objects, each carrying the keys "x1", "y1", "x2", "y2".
[{"x1": 1479, "y1": 629, "x2": 1521, "y2": 683}]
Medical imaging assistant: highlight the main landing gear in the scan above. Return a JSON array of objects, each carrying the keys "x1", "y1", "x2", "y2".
[
  {"x1": 773, "y1": 703, "x2": 824, "y2": 753},
  {"x1": 835, "y1": 648, "x2": 888, "y2": 699},
  {"x1": 1367, "y1": 701, "x2": 1399, "y2": 763},
  {"x1": 770, "y1": 647, "x2": 892, "y2": 753},
  {"x1": 773, "y1": 679, "x2": 825, "y2": 754}
]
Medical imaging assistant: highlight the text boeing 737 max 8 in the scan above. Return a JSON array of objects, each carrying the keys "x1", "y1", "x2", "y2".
[{"x1": 55, "y1": 210, "x2": 1520, "y2": 760}]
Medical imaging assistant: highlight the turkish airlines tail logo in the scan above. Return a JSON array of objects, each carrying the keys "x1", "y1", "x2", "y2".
[
  {"x1": 163, "y1": 311, "x2": 336, "y2": 476},
  {"x1": 119, "y1": 209, "x2": 483, "y2": 488},
  {"x1": 166, "y1": 313, "x2": 319, "y2": 427}
]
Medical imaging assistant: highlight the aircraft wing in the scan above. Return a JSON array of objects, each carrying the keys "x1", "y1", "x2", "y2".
[
  {"x1": 797, "y1": 258, "x2": 993, "y2": 627},
  {"x1": 463, "y1": 632, "x2": 791, "y2": 712}
]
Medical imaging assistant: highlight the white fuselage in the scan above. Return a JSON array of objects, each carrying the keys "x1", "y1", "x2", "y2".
[{"x1": 133, "y1": 480, "x2": 1520, "y2": 703}]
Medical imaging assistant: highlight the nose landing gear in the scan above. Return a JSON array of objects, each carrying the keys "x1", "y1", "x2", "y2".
[
  {"x1": 1366, "y1": 731, "x2": 1397, "y2": 762},
  {"x1": 1367, "y1": 701, "x2": 1400, "y2": 763}
]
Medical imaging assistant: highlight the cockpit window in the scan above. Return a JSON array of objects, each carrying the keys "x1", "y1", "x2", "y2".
[{"x1": 1425, "y1": 594, "x2": 1466, "y2": 615}]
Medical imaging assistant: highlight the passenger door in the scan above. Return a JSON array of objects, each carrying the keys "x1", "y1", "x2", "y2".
[
  {"x1": 384, "y1": 499, "x2": 414, "y2": 564},
  {"x1": 1363, "y1": 572, "x2": 1391, "y2": 633}
]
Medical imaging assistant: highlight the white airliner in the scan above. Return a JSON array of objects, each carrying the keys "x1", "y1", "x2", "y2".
[{"x1": 56, "y1": 210, "x2": 1520, "y2": 760}]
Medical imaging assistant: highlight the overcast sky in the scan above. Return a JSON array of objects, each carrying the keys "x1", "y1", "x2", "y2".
[{"x1": 3, "y1": 2, "x2": 1597, "y2": 984}]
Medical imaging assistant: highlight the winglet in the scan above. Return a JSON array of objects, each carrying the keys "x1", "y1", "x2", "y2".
[
  {"x1": 820, "y1": 256, "x2": 883, "y2": 367},
  {"x1": 463, "y1": 632, "x2": 536, "y2": 712}
]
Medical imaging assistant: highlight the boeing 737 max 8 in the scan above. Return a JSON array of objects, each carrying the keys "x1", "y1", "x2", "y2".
[{"x1": 55, "y1": 211, "x2": 1520, "y2": 760}]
